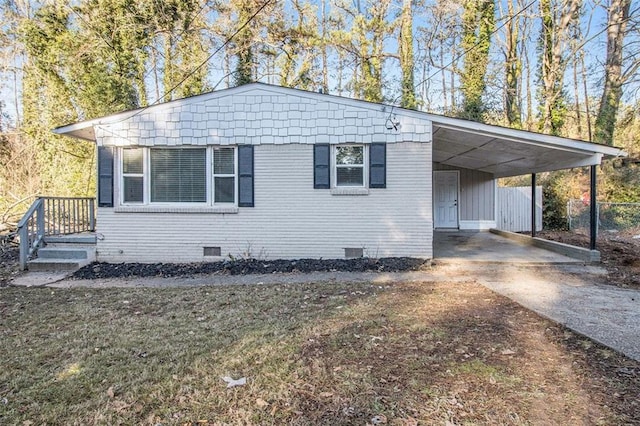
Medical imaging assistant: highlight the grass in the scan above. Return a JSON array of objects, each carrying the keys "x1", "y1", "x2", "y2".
[{"x1": 1, "y1": 280, "x2": 639, "y2": 425}]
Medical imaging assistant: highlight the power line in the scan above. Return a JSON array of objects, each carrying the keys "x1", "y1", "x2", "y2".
[
  {"x1": 63, "y1": 0, "x2": 210, "y2": 103},
  {"x1": 138, "y1": 0, "x2": 211, "y2": 87},
  {"x1": 406, "y1": 0, "x2": 538, "y2": 108},
  {"x1": 155, "y1": 0, "x2": 273, "y2": 106},
  {"x1": 405, "y1": 1, "x2": 640, "y2": 111},
  {"x1": 384, "y1": 0, "x2": 537, "y2": 123},
  {"x1": 106, "y1": 0, "x2": 274, "y2": 125}
]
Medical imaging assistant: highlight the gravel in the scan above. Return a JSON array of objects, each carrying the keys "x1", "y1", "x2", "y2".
[{"x1": 72, "y1": 257, "x2": 431, "y2": 279}]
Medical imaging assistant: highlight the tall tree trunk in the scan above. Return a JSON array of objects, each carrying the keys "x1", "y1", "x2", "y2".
[
  {"x1": 151, "y1": 46, "x2": 160, "y2": 102},
  {"x1": 321, "y1": 0, "x2": 329, "y2": 93},
  {"x1": 538, "y1": 0, "x2": 580, "y2": 135},
  {"x1": 580, "y1": 53, "x2": 592, "y2": 140},
  {"x1": 399, "y1": 0, "x2": 417, "y2": 109},
  {"x1": 504, "y1": 0, "x2": 521, "y2": 127},
  {"x1": 572, "y1": 51, "x2": 582, "y2": 138},
  {"x1": 162, "y1": 34, "x2": 175, "y2": 100},
  {"x1": 594, "y1": 0, "x2": 631, "y2": 145},
  {"x1": 450, "y1": 34, "x2": 457, "y2": 111},
  {"x1": 460, "y1": 0, "x2": 495, "y2": 121},
  {"x1": 440, "y1": 40, "x2": 447, "y2": 111},
  {"x1": 234, "y1": 1, "x2": 254, "y2": 86}
]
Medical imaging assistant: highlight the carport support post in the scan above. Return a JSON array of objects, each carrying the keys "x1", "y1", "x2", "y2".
[
  {"x1": 590, "y1": 165, "x2": 597, "y2": 250},
  {"x1": 531, "y1": 173, "x2": 536, "y2": 238}
]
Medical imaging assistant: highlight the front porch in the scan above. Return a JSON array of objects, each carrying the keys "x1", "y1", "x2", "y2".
[{"x1": 17, "y1": 196, "x2": 96, "y2": 271}]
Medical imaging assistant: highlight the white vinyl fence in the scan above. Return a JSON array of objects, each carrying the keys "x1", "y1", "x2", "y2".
[{"x1": 497, "y1": 186, "x2": 543, "y2": 233}]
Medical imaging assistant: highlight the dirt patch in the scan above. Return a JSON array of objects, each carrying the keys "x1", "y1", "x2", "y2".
[
  {"x1": 0, "y1": 281, "x2": 638, "y2": 424},
  {"x1": 0, "y1": 245, "x2": 20, "y2": 287},
  {"x1": 537, "y1": 230, "x2": 640, "y2": 289}
]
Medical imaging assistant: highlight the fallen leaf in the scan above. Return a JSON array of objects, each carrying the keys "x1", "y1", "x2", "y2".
[
  {"x1": 343, "y1": 406, "x2": 356, "y2": 416},
  {"x1": 107, "y1": 386, "x2": 115, "y2": 398},
  {"x1": 400, "y1": 417, "x2": 418, "y2": 426},
  {"x1": 112, "y1": 400, "x2": 131, "y2": 413},
  {"x1": 501, "y1": 349, "x2": 516, "y2": 355},
  {"x1": 221, "y1": 376, "x2": 246, "y2": 388},
  {"x1": 371, "y1": 413, "x2": 388, "y2": 424},
  {"x1": 256, "y1": 398, "x2": 268, "y2": 408},
  {"x1": 319, "y1": 392, "x2": 333, "y2": 398}
]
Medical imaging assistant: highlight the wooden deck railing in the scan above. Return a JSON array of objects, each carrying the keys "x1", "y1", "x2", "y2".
[{"x1": 17, "y1": 197, "x2": 95, "y2": 270}]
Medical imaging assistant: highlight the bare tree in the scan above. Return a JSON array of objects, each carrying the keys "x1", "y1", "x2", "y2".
[
  {"x1": 538, "y1": 0, "x2": 581, "y2": 135},
  {"x1": 594, "y1": 0, "x2": 634, "y2": 145}
]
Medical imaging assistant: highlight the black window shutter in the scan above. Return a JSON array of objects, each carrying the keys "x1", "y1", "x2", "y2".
[
  {"x1": 369, "y1": 143, "x2": 386, "y2": 188},
  {"x1": 98, "y1": 146, "x2": 114, "y2": 207},
  {"x1": 238, "y1": 145, "x2": 254, "y2": 207},
  {"x1": 314, "y1": 144, "x2": 330, "y2": 189}
]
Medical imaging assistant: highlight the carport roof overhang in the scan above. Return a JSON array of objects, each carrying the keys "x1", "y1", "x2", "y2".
[{"x1": 430, "y1": 116, "x2": 626, "y2": 178}]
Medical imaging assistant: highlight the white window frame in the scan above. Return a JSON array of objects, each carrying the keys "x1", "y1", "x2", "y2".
[
  {"x1": 212, "y1": 146, "x2": 237, "y2": 206},
  {"x1": 118, "y1": 146, "x2": 239, "y2": 208},
  {"x1": 332, "y1": 144, "x2": 368, "y2": 188},
  {"x1": 121, "y1": 147, "x2": 146, "y2": 204}
]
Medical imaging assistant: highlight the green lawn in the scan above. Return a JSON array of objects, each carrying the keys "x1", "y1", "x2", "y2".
[{"x1": 1, "y1": 280, "x2": 638, "y2": 425}]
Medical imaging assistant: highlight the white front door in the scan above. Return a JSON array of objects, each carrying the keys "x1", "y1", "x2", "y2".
[{"x1": 434, "y1": 171, "x2": 459, "y2": 228}]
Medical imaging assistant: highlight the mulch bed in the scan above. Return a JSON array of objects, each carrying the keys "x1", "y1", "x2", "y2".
[{"x1": 72, "y1": 257, "x2": 431, "y2": 279}]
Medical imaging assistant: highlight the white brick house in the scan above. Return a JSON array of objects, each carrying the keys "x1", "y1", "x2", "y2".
[{"x1": 54, "y1": 83, "x2": 623, "y2": 263}]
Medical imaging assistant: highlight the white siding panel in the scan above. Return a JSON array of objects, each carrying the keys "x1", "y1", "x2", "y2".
[{"x1": 96, "y1": 142, "x2": 433, "y2": 262}]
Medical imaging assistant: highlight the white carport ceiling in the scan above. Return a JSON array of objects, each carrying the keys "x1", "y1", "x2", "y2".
[{"x1": 430, "y1": 118, "x2": 625, "y2": 178}]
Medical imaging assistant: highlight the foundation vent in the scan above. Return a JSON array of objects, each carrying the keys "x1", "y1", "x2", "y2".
[
  {"x1": 344, "y1": 248, "x2": 364, "y2": 259},
  {"x1": 203, "y1": 247, "x2": 222, "y2": 257}
]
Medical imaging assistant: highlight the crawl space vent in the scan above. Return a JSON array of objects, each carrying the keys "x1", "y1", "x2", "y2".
[
  {"x1": 344, "y1": 248, "x2": 364, "y2": 259},
  {"x1": 203, "y1": 247, "x2": 221, "y2": 257}
]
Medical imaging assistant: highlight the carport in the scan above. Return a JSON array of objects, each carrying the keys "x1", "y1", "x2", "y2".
[
  {"x1": 433, "y1": 231, "x2": 585, "y2": 264},
  {"x1": 428, "y1": 115, "x2": 626, "y2": 256}
]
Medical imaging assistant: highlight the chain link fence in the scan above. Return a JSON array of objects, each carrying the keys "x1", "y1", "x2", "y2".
[{"x1": 567, "y1": 199, "x2": 640, "y2": 234}]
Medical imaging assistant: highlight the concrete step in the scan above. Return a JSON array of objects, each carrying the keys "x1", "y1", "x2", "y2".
[
  {"x1": 37, "y1": 247, "x2": 90, "y2": 260},
  {"x1": 44, "y1": 234, "x2": 97, "y2": 245},
  {"x1": 27, "y1": 258, "x2": 92, "y2": 272},
  {"x1": 28, "y1": 233, "x2": 97, "y2": 272}
]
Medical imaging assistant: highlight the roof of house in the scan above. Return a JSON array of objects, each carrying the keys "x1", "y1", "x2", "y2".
[{"x1": 53, "y1": 83, "x2": 626, "y2": 178}]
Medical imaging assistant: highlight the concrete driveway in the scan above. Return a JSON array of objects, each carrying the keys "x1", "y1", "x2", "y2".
[
  {"x1": 434, "y1": 230, "x2": 583, "y2": 264},
  {"x1": 452, "y1": 263, "x2": 640, "y2": 362}
]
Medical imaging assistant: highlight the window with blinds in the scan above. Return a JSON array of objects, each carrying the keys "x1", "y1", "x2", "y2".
[{"x1": 150, "y1": 148, "x2": 206, "y2": 203}]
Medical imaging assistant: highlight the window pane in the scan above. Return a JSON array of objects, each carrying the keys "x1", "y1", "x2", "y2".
[
  {"x1": 337, "y1": 166, "x2": 364, "y2": 186},
  {"x1": 123, "y1": 176, "x2": 143, "y2": 203},
  {"x1": 214, "y1": 148, "x2": 234, "y2": 174},
  {"x1": 215, "y1": 177, "x2": 235, "y2": 203},
  {"x1": 123, "y1": 148, "x2": 143, "y2": 174},
  {"x1": 150, "y1": 149, "x2": 206, "y2": 202},
  {"x1": 336, "y1": 146, "x2": 363, "y2": 165}
]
